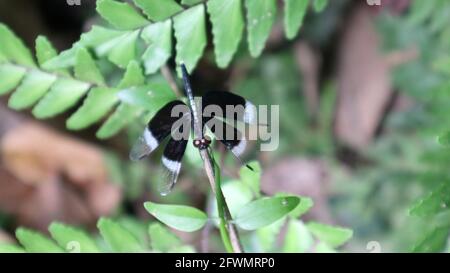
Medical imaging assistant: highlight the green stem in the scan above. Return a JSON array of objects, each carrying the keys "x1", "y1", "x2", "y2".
[{"x1": 211, "y1": 152, "x2": 234, "y2": 253}]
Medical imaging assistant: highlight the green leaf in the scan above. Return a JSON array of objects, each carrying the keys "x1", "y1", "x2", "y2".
[
  {"x1": 284, "y1": 0, "x2": 309, "y2": 39},
  {"x1": 35, "y1": 36, "x2": 58, "y2": 66},
  {"x1": 207, "y1": 0, "x2": 244, "y2": 68},
  {"x1": 148, "y1": 223, "x2": 182, "y2": 252},
  {"x1": 97, "y1": 103, "x2": 141, "y2": 139},
  {"x1": 67, "y1": 87, "x2": 119, "y2": 130},
  {"x1": 8, "y1": 70, "x2": 57, "y2": 110},
  {"x1": 409, "y1": 183, "x2": 450, "y2": 217},
  {"x1": 235, "y1": 196, "x2": 300, "y2": 230},
  {"x1": 133, "y1": 0, "x2": 182, "y2": 21},
  {"x1": 0, "y1": 244, "x2": 26, "y2": 253},
  {"x1": 141, "y1": 20, "x2": 172, "y2": 74},
  {"x1": 306, "y1": 222, "x2": 353, "y2": 248},
  {"x1": 49, "y1": 222, "x2": 100, "y2": 253},
  {"x1": 32, "y1": 78, "x2": 90, "y2": 118},
  {"x1": 210, "y1": 180, "x2": 253, "y2": 223},
  {"x1": 181, "y1": 0, "x2": 203, "y2": 5},
  {"x1": 289, "y1": 196, "x2": 313, "y2": 218},
  {"x1": 144, "y1": 202, "x2": 208, "y2": 232},
  {"x1": 0, "y1": 24, "x2": 36, "y2": 67},
  {"x1": 107, "y1": 30, "x2": 140, "y2": 68},
  {"x1": 255, "y1": 217, "x2": 286, "y2": 252},
  {"x1": 80, "y1": 26, "x2": 129, "y2": 60},
  {"x1": 96, "y1": 0, "x2": 149, "y2": 30},
  {"x1": 412, "y1": 227, "x2": 449, "y2": 253},
  {"x1": 117, "y1": 217, "x2": 149, "y2": 244},
  {"x1": 97, "y1": 218, "x2": 145, "y2": 252},
  {"x1": 118, "y1": 84, "x2": 176, "y2": 111},
  {"x1": 313, "y1": 0, "x2": 328, "y2": 13},
  {"x1": 315, "y1": 242, "x2": 336, "y2": 253},
  {"x1": 174, "y1": 5, "x2": 207, "y2": 73},
  {"x1": 168, "y1": 245, "x2": 196, "y2": 253},
  {"x1": 245, "y1": 0, "x2": 277, "y2": 57},
  {"x1": 97, "y1": 61, "x2": 144, "y2": 139},
  {"x1": 118, "y1": 60, "x2": 145, "y2": 88},
  {"x1": 438, "y1": 131, "x2": 450, "y2": 146},
  {"x1": 16, "y1": 228, "x2": 64, "y2": 253},
  {"x1": 0, "y1": 64, "x2": 26, "y2": 95},
  {"x1": 407, "y1": 0, "x2": 437, "y2": 26},
  {"x1": 282, "y1": 219, "x2": 314, "y2": 253},
  {"x1": 41, "y1": 46, "x2": 79, "y2": 70},
  {"x1": 75, "y1": 47, "x2": 105, "y2": 85},
  {"x1": 239, "y1": 161, "x2": 261, "y2": 197}
]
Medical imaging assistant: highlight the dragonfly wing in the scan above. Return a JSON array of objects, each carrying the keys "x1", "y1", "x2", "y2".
[
  {"x1": 158, "y1": 137, "x2": 189, "y2": 196},
  {"x1": 129, "y1": 100, "x2": 189, "y2": 161},
  {"x1": 202, "y1": 91, "x2": 256, "y2": 124}
]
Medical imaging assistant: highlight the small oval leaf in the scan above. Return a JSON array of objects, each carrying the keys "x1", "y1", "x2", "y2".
[
  {"x1": 144, "y1": 202, "x2": 208, "y2": 232},
  {"x1": 235, "y1": 196, "x2": 300, "y2": 230}
]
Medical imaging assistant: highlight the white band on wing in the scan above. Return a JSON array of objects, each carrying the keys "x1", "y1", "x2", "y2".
[
  {"x1": 231, "y1": 139, "x2": 247, "y2": 157},
  {"x1": 144, "y1": 128, "x2": 158, "y2": 151},
  {"x1": 162, "y1": 156, "x2": 182, "y2": 173}
]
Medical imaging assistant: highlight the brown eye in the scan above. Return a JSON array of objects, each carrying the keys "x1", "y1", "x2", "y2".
[{"x1": 193, "y1": 139, "x2": 201, "y2": 148}]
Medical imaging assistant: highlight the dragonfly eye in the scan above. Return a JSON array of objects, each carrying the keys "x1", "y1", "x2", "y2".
[{"x1": 193, "y1": 139, "x2": 202, "y2": 148}]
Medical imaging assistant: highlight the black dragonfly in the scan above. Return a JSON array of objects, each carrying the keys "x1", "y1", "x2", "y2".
[{"x1": 130, "y1": 64, "x2": 256, "y2": 195}]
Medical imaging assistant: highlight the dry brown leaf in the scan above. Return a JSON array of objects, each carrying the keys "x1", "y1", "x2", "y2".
[
  {"x1": 334, "y1": 4, "x2": 392, "y2": 151},
  {"x1": 0, "y1": 122, "x2": 121, "y2": 231}
]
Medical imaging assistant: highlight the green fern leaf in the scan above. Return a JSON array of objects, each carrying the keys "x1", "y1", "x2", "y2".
[
  {"x1": 16, "y1": 228, "x2": 64, "y2": 253},
  {"x1": 0, "y1": 24, "x2": 36, "y2": 67},
  {"x1": 97, "y1": 61, "x2": 145, "y2": 139},
  {"x1": 245, "y1": 0, "x2": 277, "y2": 57},
  {"x1": 133, "y1": 0, "x2": 182, "y2": 21},
  {"x1": 97, "y1": 103, "x2": 141, "y2": 139},
  {"x1": 32, "y1": 78, "x2": 90, "y2": 118},
  {"x1": 75, "y1": 47, "x2": 105, "y2": 85},
  {"x1": 96, "y1": 0, "x2": 149, "y2": 30},
  {"x1": 141, "y1": 20, "x2": 172, "y2": 74},
  {"x1": 313, "y1": 0, "x2": 328, "y2": 13},
  {"x1": 107, "y1": 30, "x2": 140, "y2": 68},
  {"x1": 8, "y1": 70, "x2": 57, "y2": 110},
  {"x1": 0, "y1": 64, "x2": 26, "y2": 95},
  {"x1": 35, "y1": 36, "x2": 58, "y2": 66},
  {"x1": 97, "y1": 218, "x2": 145, "y2": 252},
  {"x1": 174, "y1": 4, "x2": 207, "y2": 73},
  {"x1": 181, "y1": 0, "x2": 203, "y2": 5},
  {"x1": 207, "y1": 0, "x2": 244, "y2": 68},
  {"x1": 284, "y1": 0, "x2": 309, "y2": 39},
  {"x1": 49, "y1": 222, "x2": 100, "y2": 253},
  {"x1": 67, "y1": 87, "x2": 119, "y2": 130}
]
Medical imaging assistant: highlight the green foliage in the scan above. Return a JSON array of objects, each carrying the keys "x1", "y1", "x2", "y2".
[
  {"x1": 207, "y1": 0, "x2": 244, "y2": 68},
  {"x1": 0, "y1": 0, "x2": 327, "y2": 138},
  {"x1": 235, "y1": 196, "x2": 299, "y2": 230},
  {"x1": 0, "y1": 1, "x2": 349, "y2": 254},
  {"x1": 98, "y1": 218, "x2": 145, "y2": 252},
  {"x1": 49, "y1": 222, "x2": 100, "y2": 253},
  {"x1": 0, "y1": 218, "x2": 194, "y2": 253},
  {"x1": 306, "y1": 222, "x2": 353, "y2": 248},
  {"x1": 284, "y1": 0, "x2": 309, "y2": 40},
  {"x1": 144, "y1": 202, "x2": 208, "y2": 232},
  {"x1": 15, "y1": 228, "x2": 64, "y2": 253},
  {"x1": 245, "y1": 0, "x2": 277, "y2": 57}
]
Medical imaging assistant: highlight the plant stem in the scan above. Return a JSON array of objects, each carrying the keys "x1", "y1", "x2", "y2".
[
  {"x1": 200, "y1": 149, "x2": 243, "y2": 253},
  {"x1": 213, "y1": 158, "x2": 234, "y2": 253}
]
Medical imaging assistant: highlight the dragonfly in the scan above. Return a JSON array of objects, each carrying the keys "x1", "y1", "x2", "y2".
[{"x1": 130, "y1": 64, "x2": 256, "y2": 195}]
